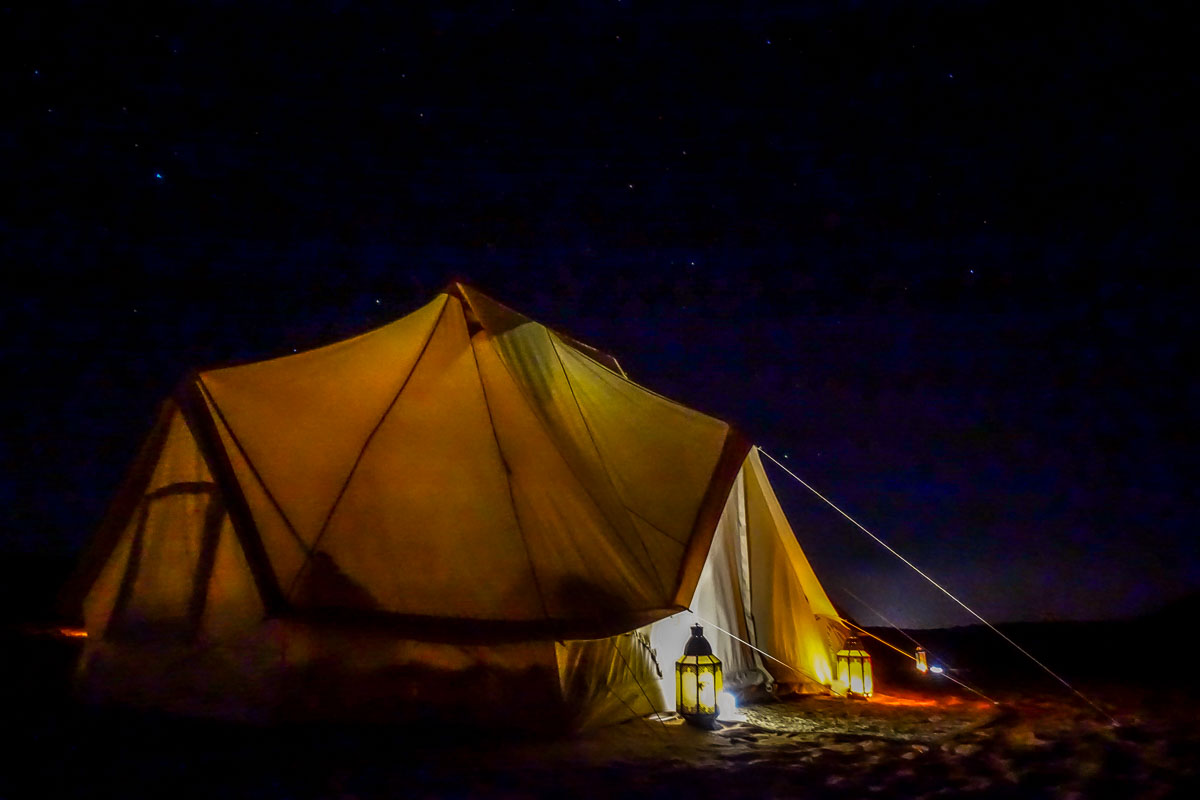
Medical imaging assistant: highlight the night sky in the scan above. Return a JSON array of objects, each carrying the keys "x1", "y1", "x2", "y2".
[{"x1": 4, "y1": 1, "x2": 1196, "y2": 628}]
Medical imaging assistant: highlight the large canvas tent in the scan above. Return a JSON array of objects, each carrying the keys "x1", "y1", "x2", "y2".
[{"x1": 69, "y1": 284, "x2": 848, "y2": 729}]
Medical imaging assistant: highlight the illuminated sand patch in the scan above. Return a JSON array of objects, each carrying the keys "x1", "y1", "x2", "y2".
[{"x1": 739, "y1": 695, "x2": 1000, "y2": 741}]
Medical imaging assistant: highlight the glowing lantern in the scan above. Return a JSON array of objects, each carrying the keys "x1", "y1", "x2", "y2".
[
  {"x1": 676, "y1": 624, "x2": 723, "y2": 728},
  {"x1": 836, "y1": 636, "x2": 874, "y2": 698},
  {"x1": 915, "y1": 646, "x2": 929, "y2": 673}
]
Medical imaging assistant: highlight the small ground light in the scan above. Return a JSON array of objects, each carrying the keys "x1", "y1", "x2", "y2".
[
  {"x1": 835, "y1": 636, "x2": 874, "y2": 698},
  {"x1": 716, "y1": 689, "x2": 745, "y2": 722}
]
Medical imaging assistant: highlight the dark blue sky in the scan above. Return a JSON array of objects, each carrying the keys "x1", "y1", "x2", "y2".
[{"x1": 3, "y1": 1, "x2": 1196, "y2": 627}]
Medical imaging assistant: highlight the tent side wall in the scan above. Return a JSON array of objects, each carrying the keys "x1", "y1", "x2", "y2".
[
  {"x1": 555, "y1": 629, "x2": 666, "y2": 731},
  {"x1": 74, "y1": 395, "x2": 267, "y2": 719},
  {"x1": 73, "y1": 396, "x2": 571, "y2": 727},
  {"x1": 78, "y1": 399, "x2": 228, "y2": 639},
  {"x1": 59, "y1": 400, "x2": 177, "y2": 625},
  {"x1": 744, "y1": 449, "x2": 848, "y2": 691},
  {"x1": 81, "y1": 621, "x2": 568, "y2": 727}
]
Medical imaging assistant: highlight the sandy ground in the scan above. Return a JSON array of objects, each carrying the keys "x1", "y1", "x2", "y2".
[
  {"x1": 467, "y1": 688, "x2": 1198, "y2": 799},
  {"x1": 4, "y1": 629, "x2": 1199, "y2": 798}
]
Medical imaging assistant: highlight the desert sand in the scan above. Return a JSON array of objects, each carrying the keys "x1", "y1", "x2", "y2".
[{"x1": 3, "y1": 619, "x2": 1198, "y2": 798}]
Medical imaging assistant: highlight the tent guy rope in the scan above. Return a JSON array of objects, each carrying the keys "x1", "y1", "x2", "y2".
[
  {"x1": 758, "y1": 448, "x2": 1117, "y2": 725},
  {"x1": 690, "y1": 611, "x2": 846, "y2": 698},
  {"x1": 838, "y1": 607, "x2": 997, "y2": 705}
]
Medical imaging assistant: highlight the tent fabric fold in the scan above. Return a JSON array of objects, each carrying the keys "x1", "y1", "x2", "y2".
[{"x1": 70, "y1": 284, "x2": 847, "y2": 728}]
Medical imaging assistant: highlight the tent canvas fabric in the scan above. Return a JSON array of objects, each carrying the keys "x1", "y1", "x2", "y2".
[{"x1": 69, "y1": 284, "x2": 848, "y2": 729}]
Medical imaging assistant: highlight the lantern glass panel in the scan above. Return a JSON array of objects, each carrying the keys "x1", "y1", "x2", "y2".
[
  {"x1": 676, "y1": 655, "x2": 722, "y2": 715},
  {"x1": 698, "y1": 669, "x2": 716, "y2": 711},
  {"x1": 678, "y1": 665, "x2": 698, "y2": 711},
  {"x1": 835, "y1": 638, "x2": 874, "y2": 698}
]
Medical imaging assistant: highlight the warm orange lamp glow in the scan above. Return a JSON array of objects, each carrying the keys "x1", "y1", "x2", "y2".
[
  {"x1": 835, "y1": 636, "x2": 873, "y2": 698},
  {"x1": 915, "y1": 646, "x2": 928, "y2": 673},
  {"x1": 676, "y1": 624, "x2": 723, "y2": 728}
]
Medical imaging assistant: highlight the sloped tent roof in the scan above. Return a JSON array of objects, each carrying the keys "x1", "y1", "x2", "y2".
[
  {"x1": 72, "y1": 283, "x2": 749, "y2": 647},
  {"x1": 70, "y1": 284, "x2": 850, "y2": 727}
]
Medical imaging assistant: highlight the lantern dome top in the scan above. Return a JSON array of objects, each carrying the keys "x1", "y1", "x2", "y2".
[
  {"x1": 684, "y1": 624, "x2": 714, "y2": 656},
  {"x1": 836, "y1": 636, "x2": 870, "y2": 657}
]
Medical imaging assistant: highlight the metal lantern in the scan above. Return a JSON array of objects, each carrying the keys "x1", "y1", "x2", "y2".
[
  {"x1": 835, "y1": 636, "x2": 874, "y2": 698},
  {"x1": 676, "y1": 624, "x2": 723, "y2": 728},
  {"x1": 915, "y1": 646, "x2": 929, "y2": 673}
]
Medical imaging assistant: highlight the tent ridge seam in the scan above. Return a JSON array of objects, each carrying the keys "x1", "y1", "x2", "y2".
[
  {"x1": 621, "y1": 503, "x2": 688, "y2": 546},
  {"x1": 290, "y1": 293, "x2": 451, "y2": 600},
  {"x1": 197, "y1": 380, "x2": 308, "y2": 553},
  {"x1": 479, "y1": 324, "x2": 657, "y2": 602},
  {"x1": 468, "y1": 332, "x2": 552, "y2": 621},
  {"x1": 546, "y1": 331, "x2": 669, "y2": 597}
]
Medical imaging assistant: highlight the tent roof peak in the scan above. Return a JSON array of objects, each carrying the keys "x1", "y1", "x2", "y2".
[{"x1": 442, "y1": 281, "x2": 626, "y2": 377}]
